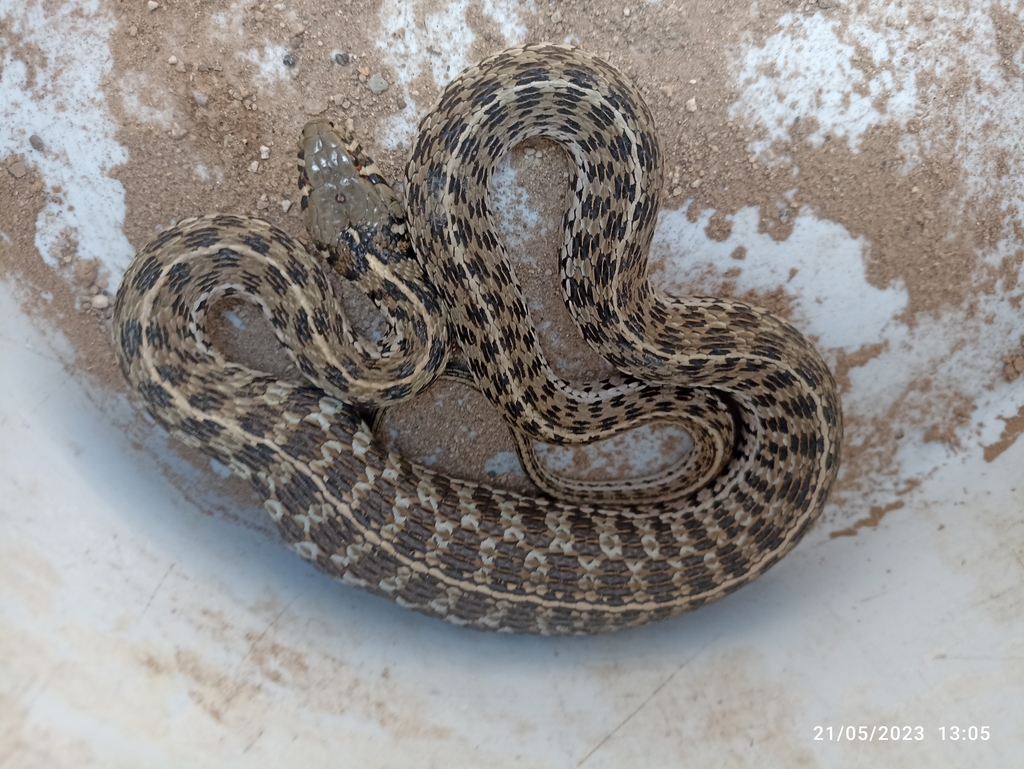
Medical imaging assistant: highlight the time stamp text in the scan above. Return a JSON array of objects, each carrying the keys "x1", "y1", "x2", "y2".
[{"x1": 814, "y1": 726, "x2": 990, "y2": 742}]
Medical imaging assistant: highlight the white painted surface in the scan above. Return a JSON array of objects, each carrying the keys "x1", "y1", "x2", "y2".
[
  {"x1": 0, "y1": 0, "x2": 133, "y2": 272},
  {"x1": 3, "y1": 0, "x2": 1023, "y2": 766}
]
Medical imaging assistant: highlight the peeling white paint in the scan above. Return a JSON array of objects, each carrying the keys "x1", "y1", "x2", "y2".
[
  {"x1": 374, "y1": 0, "x2": 534, "y2": 149},
  {"x1": 0, "y1": 0, "x2": 133, "y2": 275}
]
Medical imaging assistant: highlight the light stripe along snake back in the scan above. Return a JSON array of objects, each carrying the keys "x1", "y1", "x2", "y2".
[{"x1": 112, "y1": 44, "x2": 842, "y2": 634}]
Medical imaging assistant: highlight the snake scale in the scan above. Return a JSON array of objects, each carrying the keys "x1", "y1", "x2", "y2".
[{"x1": 112, "y1": 44, "x2": 842, "y2": 634}]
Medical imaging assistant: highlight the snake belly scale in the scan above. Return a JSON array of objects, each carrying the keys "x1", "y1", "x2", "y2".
[{"x1": 112, "y1": 44, "x2": 842, "y2": 635}]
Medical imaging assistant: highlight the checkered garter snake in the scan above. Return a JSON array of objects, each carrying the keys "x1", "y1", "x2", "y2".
[{"x1": 112, "y1": 44, "x2": 842, "y2": 634}]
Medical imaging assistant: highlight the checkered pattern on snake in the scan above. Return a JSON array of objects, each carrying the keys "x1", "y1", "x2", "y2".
[{"x1": 112, "y1": 44, "x2": 842, "y2": 635}]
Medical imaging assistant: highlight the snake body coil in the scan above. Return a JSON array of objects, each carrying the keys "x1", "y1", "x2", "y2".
[{"x1": 112, "y1": 45, "x2": 842, "y2": 634}]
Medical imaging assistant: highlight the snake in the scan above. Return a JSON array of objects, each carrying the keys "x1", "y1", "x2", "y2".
[{"x1": 112, "y1": 44, "x2": 842, "y2": 635}]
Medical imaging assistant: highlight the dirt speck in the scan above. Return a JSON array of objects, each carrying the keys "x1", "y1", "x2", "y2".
[
  {"x1": 983, "y1": 405, "x2": 1024, "y2": 463},
  {"x1": 830, "y1": 500, "x2": 906, "y2": 538}
]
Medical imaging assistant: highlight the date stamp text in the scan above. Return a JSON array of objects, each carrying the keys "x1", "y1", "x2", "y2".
[{"x1": 813, "y1": 726, "x2": 990, "y2": 741}]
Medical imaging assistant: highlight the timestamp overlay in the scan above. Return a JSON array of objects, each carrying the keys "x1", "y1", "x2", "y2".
[
  {"x1": 812, "y1": 725, "x2": 991, "y2": 742},
  {"x1": 806, "y1": 721, "x2": 1007, "y2": 763}
]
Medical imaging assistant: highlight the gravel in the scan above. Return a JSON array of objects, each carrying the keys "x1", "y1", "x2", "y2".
[{"x1": 367, "y1": 73, "x2": 389, "y2": 94}]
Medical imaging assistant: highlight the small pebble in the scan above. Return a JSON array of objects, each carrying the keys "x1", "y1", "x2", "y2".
[
  {"x1": 333, "y1": 51, "x2": 350, "y2": 65},
  {"x1": 260, "y1": 145, "x2": 271, "y2": 159},
  {"x1": 30, "y1": 179, "x2": 43, "y2": 193},
  {"x1": 281, "y1": 199, "x2": 293, "y2": 213},
  {"x1": 91, "y1": 294, "x2": 110, "y2": 310},
  {"x1": 6, "y1": 161, "x2": 27, "y2": 178},
  {"x1": 128, "y1": 24, "x2": 138, "y2": 36},
  {"x1": 193, "y1": 90, "x2": 209, "y2": 107},
  {"x1": 623, "y1": 7, "x2": 630, "y2": 16},
  {"x1": 74, "y1": 259, "x2": 99, "y2": 287},
  {"x1": 250, "y1": 161, "x2": 260, "y2": 173},
  {"x1": 367, "y1": 73, "x2": 389, "y2": 94},
  {"x1": 283, "y1": 53, "x2": 297, "y2": 67},
  {"x1": 690, "y1": 178, "x2": 701, "y2": 188},
  {"x1": 169, "y1": 123, "x2": 188, "y2": 140},
  {"x1": 147, "y1": 0, "x2": 159, "y2": 9},
  {"x1": 685, "y1": 97, "x2": 697, "y2": 112},
  {"x1": 304, "y1": 100, "x2": 327, "y2": 115},
  {"x1": 29, "y1": 134, "x2": 44, "y2": 151},
  {"x1": 289, "y1": 21, "x2": 305, "y2": 36},
  {"x1": 923, "y1": 7, "x2": 935, "y2": 21},
  {"x1": 254, "y1": 10, "x2": 264, "y2": 21},
  {"x1": 671, "y1": 185, "x2": 683, "y2": 197},
  {"x1": 551, "y1": 10, "x2": 562, "y2": 23},
  {"x1": 168, "y1": 55, "x2": 177, "y2": 65}
]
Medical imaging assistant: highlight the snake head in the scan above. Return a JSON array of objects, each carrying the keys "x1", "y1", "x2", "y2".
[{"x1": 298, "y1": 120, "x2": 404, "y2": 252}]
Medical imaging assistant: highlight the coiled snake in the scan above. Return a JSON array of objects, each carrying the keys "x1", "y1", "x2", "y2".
[{"x1": 112, "y1": 44, "x2": 842, "y2": 634}]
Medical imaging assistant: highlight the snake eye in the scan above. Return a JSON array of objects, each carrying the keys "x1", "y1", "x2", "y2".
[{"x1": 336, "y1": 193, "x2": 346, "y2": 203}]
